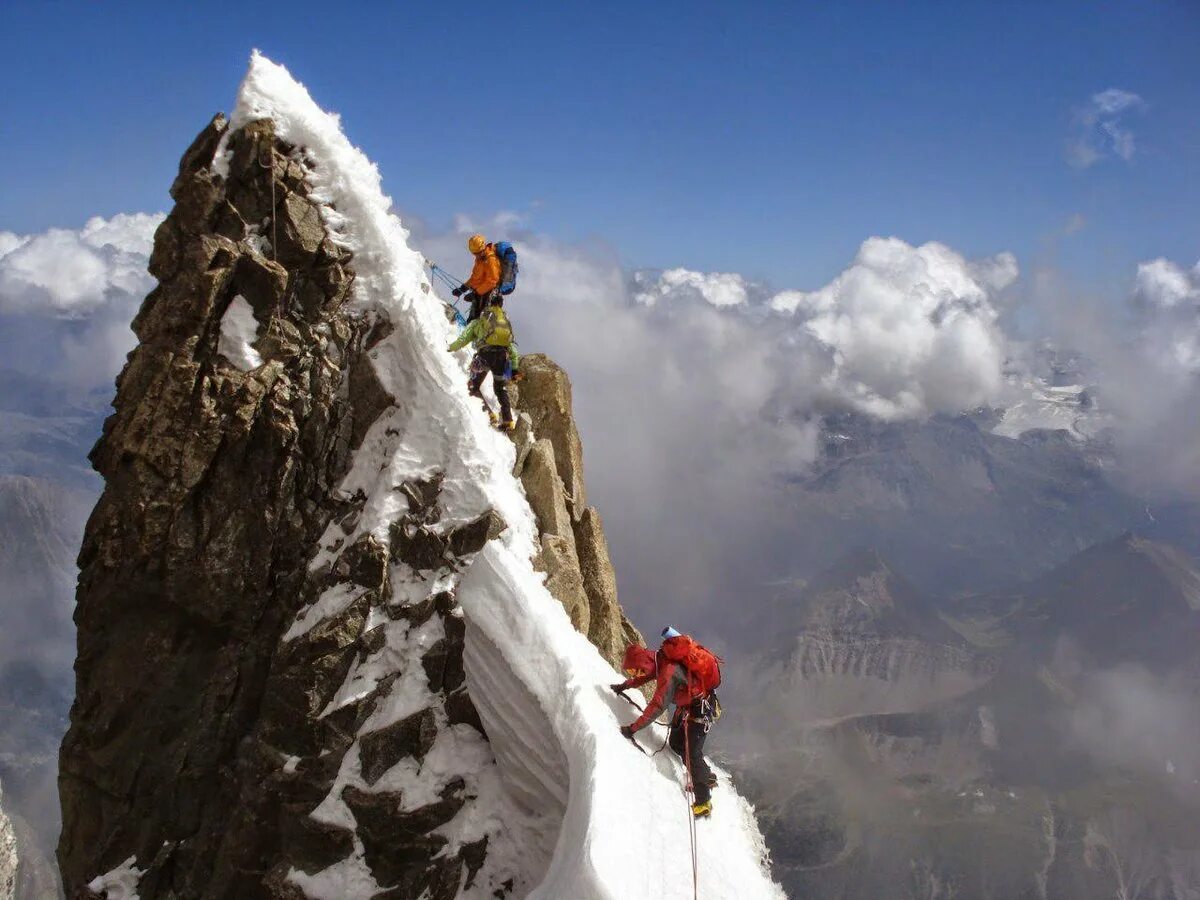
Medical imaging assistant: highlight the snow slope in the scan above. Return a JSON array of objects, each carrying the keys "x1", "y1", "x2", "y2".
[{"x1": 220, "y1": 53, "x2": 781, "y2": 899}]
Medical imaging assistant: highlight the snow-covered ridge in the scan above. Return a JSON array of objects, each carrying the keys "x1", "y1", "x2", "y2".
[{"x1": 229, "y1": 53, "x2": 781, "y2": 899}]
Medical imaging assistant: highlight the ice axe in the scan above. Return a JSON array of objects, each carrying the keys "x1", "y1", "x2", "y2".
[
  {"x1": 611, "y1": 687, "x2": 648, "y2": 753},
  {"x1": 621, "y1": 726, "x2": 648, "y2": 755},
  {"x1": 614, "y1": 688, "x2": 645, "y2": 712}
]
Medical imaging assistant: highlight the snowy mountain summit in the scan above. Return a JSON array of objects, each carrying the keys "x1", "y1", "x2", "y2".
[{"x1": 58, "y1": 53, "x2": 781, "y2": 899}]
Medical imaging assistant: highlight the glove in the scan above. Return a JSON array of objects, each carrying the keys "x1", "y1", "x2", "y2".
[
  {"x1": 619, "y1": 725, "x2": 634, "y2": 740},
  {"x1": 452, "y1": 285, "x2": 466, "y2": 297},
  {"x1": 511, "y1": 370, "x2": 525, "y2": 383}
]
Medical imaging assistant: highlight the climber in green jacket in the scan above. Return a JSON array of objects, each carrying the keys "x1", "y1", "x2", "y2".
[{"x1": 447, "y1": 294, "x2": 521, "y2": 431}]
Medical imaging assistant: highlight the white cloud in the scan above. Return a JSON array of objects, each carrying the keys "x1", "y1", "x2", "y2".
[
  {"x1": 0, "y1": 214, "x2": 163, "y2": 391},
  {"x1": 1043, "y1": 253, "x2": 1200, "y2": 498},
  {"x1": 1066, "y1": 88, "x2": 1146, "y2": 169},
  {"x1": 632, "y1": 268, "x2": 752, "y2": 307},
  {"x1": 770, "y1": 238, "x2": 1016, "y2": 419},
  {"x1": 0, "y1": 213, "x2": 162, "y2": 316},
  {"x1": 1132, "y1": 257, "x2": 1200, "y2": 375},
  {"x1": 1134, "y1": 258, "x2": 1200, "y2": 311}
]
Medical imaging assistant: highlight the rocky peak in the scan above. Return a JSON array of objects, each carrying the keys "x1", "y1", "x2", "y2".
[{"x1": 58, "y1": 108, "x2": 641, "y2": 899}]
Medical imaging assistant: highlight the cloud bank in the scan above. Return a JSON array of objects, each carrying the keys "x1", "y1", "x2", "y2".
[
  {"x1": 0, "y1": 214, "x2": 162, "y2": 393},
  {"x1": 770, "y1": 238, "x2": 1018, "y2": 419},
  {"x1": 4, "y1": 208, "x2": 1195, "y2": 634}
]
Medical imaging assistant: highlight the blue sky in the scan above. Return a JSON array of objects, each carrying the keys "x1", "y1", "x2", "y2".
[{"x1": 2, "y1": 0, "x2": 1196, "y2": 294}]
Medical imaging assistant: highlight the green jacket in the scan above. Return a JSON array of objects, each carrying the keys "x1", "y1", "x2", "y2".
[{"x1": 447, "y1": 316, "x2": 520, "y2": 371}]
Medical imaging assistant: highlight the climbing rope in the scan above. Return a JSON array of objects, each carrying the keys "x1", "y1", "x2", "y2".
[
  {"x1": 257, "y1": 143, "x2": 279, "y2": 264},
  {"x1": 426, "y1": 261, "x2": 469, "y2": 326},
  {"x1": 683, "y1": 711, "x2": 700, "y2": 900},
  {"x1": 256, "y1": 142, "x2": 286, "y2": 341},
  {"x1": 616, "y1": 687, "x2": 698, "y2": 895}
]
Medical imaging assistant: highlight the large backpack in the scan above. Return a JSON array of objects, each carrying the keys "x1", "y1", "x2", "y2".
[
  {"x1": 494, "y1": 241, "x2": 519, "y2": 295},
  {"x1": 661, "y1": 635, "x2": 722, "y2": 700},
  {"x1": 480, "y1": 306, "x2": 513, "y2": 347}
]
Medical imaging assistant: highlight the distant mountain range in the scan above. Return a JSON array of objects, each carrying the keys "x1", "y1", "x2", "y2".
[
  {"x1": 774, "y1": 408, "x2": 1196, "y2": 602},
  {"x1": 733, "y1": 533, "x2": 1200, "y2": 898}
]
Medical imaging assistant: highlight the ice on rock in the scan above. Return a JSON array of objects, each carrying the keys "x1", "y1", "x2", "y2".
[{"x1": 232, "y1": 51, "x2": 782, "y2": 899}]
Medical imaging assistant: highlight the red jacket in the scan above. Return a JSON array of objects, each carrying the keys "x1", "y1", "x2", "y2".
[{"x1": 617, "y1": 650, "x2": 691, "y2": 733}]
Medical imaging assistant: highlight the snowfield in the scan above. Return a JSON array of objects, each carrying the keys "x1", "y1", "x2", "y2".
[{"x1": 91, "y1": 52, "x2": 783, "y2": 900}]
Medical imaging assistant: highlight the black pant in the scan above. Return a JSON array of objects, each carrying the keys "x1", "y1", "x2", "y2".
[
  {"x1": 465, "y1": 290, "x2": 500, "y2": 323},
  {"x1": 669, "y1": 707, "x2": 713, "y2": 804},
  {"x1": 468, "y1": 346, "x2": 512, "y2": 423}
]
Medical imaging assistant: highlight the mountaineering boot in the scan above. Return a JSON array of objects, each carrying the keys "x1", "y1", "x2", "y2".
[
  {"x1": 498, "y1": 418, "x2": 516, "y2": 432},
  {"x1": 692, "y1": 800, "x2": 712, "y2": 819},
  {"x1": 487, "y1": 410, "x2": 500, "y2": 426}
]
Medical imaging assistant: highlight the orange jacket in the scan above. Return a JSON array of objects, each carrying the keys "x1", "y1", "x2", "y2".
[{"x1": 465, "y1": 245, "x2": 501, "y2": 296}]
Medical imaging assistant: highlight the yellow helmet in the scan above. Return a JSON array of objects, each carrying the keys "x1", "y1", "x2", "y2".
[{"x1": 467, "y1": 233, "x2": 487, "y2": 254}]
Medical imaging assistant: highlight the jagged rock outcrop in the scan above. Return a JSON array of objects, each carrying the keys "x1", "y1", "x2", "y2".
[
  {"x1": 510, "y1": 354, "x2": 642, "y2": 668},
  {"x1": 57, "y1": 111, "x2": 392, "y2": 897},
  {"x1": 58, "y1": 110, "x2": 643, "y2": 899}
]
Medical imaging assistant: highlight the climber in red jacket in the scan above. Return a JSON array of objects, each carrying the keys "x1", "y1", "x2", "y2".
[{"x1": 611, "y1": 628, "x2": 721, "y2": 817}]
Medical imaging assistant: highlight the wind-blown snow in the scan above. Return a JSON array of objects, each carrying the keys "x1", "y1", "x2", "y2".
[{"x1": 231, "y1": 52, "x2": 781, "y2": 899}]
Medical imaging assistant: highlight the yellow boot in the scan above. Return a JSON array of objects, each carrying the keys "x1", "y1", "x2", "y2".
[{"x1": 691, "y1": 800, "x2": 712, "y2": 819}]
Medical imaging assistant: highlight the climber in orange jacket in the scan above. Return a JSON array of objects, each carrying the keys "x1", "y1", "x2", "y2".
[
  {"x1": 451, "y1": 233, "x2": 501, "y2": 323},
  {"x1": 611, "y1": 630, "x2": 721, "y2": 817}
]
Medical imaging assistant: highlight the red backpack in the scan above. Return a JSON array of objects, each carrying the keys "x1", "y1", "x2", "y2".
[{"x1": 661, "y1": 635, "x2": 722, "y2": 700}]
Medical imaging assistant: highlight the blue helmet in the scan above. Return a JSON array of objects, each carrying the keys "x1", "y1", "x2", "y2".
[{"x1": 661, "y1": 625, "x2": 682, "y2": 640}]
